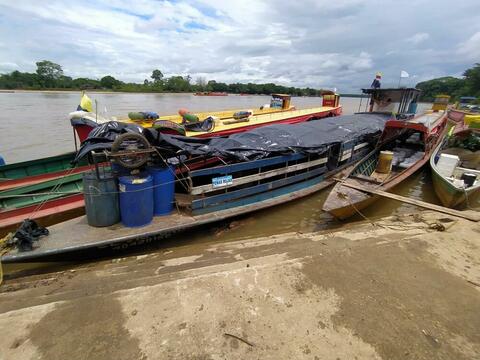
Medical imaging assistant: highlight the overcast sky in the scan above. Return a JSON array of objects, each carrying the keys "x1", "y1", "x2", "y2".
[{"x1": 0, "y1": 0, "x2": 479, "y2": 92}]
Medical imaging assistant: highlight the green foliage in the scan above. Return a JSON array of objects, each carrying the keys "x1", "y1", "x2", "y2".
[
  {"x1": 416, "y1": 64, "x2": 480, "y2": 101},
  {"x1": 0, "y1": 60, "x2": 328, "y2": 95},
  {"x1": 36, "y1": 60, "x2": 63, "y2": 88},
  {"x1": 151, "y1": 69, "x2": 163, "y2": 83},
  {"x1": 463, "y1": 63, "x2": 480, "y2": 96},
  {"x1": 100, "y1": 75, "x2": 121, "y2": 89},
  {"x1": 415, "y1": 76, "x2": 465, "y2": 101}
]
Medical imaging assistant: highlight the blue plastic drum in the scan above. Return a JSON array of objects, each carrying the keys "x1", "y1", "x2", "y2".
[
  {"x1": 118, "y1": 175, "x2": 153, "y2": 227},
  {"x1": 148, "y1": 165, "x2": 175, "y2": 216}
]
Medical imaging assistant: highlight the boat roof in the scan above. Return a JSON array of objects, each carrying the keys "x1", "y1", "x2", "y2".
[
  {"x1": 460, "y1": 96, "x2": 477, "y2": 100},
  {"x1": 271, "y1": 94, "x2": 291, "y2": 99},
  {"x1": 362, "y1": 88, "x2": 421, "y2": 95},
  {"x1": 385, "y1": 111, "x2": 446, "y2": 135}
]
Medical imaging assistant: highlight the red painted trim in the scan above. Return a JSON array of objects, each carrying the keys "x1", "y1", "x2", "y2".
[
  {"x1": 0, "y1": 194, "x2": 85, "y2": 228},
  {"x1": 0, "y1": 164, "x2": 94, "y2": 191}
]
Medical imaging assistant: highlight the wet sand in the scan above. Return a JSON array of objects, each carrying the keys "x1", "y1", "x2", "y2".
[{"x1": 1, "y1": 210, "x2": 479, "y2": 359}]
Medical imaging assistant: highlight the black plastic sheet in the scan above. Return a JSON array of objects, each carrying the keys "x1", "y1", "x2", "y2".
[{"x1": 74, "y1": 113, "x2": 390, "y2": 163}]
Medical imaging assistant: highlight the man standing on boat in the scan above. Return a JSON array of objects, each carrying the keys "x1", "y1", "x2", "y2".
[{"x1": 371, "y1": 72, "x2": 382, "y2": 89}]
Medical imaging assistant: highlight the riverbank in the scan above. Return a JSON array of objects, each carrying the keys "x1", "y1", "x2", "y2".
[{"x1": 1, "y1": 210, "x2": 479, "y2": 359}]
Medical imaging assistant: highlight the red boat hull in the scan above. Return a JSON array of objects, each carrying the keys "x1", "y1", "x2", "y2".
[{"x1": 0, "y1": 194, "x2": 86, "y2": 237}]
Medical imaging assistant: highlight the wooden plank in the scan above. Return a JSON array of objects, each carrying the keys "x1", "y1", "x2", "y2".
[
  {"x1": 192, "y1": 174, "x2": 330, "y2": 215},
  {"x1": 191, "y1": 165, "x2": 327, "y2": 210},
  {"x1": 190, "y1": 156, "x2": 328, "y2": 195},
  {"x1": 337, "y1": 180, "x2": 480, "y2": 222},
  {"x1": 190, "y1": 153, "x2": 306, "y2": 177}
]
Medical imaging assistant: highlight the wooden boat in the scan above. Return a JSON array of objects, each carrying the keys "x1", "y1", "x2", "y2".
[
  {"x1": 0, "y1": 156, "x2": 223, "y2": 236},
  {"x1": 0, "y1": 152, "x2": 90, "y2": 192},
  {"x1": 71, "y1": 93, "x2": 342, "y2": 142},
  {"x1": 430, "y1": 129, "x2": 480, "y2": 208},
  {"x1": 1, "y1": 113, "x2": 387, "y2": 263},
  {"x1": 448, "y1": 96, "x2": 480, "y2": 126},
  {"x1": 323, "y1": 88, "x2": 448, "y2": 220}
]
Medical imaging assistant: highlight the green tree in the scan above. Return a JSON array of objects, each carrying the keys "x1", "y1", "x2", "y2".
[
  {"x1": 100, "y1": 75, "x2": 121, "y2": 89},
  {"x1": 151, "y1": 69, "x2": 163, "y2": 83},
  {"x1": 35, "y1": 60, "x2": 63, "y2": 88},
  {"x1": 463, "y1": 63, "x2": 480, "y2": 96},
  {"x1": 415, "y1": 76, "x2": 465, "y2": 101}
]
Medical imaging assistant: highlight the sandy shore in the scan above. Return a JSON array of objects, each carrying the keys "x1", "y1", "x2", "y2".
[{"x1": 1, "y1": 210, "x2": 479, "y2": 359}]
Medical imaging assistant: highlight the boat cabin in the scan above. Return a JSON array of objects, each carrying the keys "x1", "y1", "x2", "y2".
[
  {"x1": 270, "y1": 94, "x2": 292, "y2": 110},
  {"x1": 362, "y1": 88, "x2": 421, "y2": 116},
  {"x1": 321, "y1": 90, "x2": 341, "y2": 108},
  {"x1": 432, "y1": 94, "x2": 450, "y2": 112}
]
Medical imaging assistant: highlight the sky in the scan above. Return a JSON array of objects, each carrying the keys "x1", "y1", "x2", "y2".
[{"x1": 0, "y1": 0, "x2": 479, "y2": 92}]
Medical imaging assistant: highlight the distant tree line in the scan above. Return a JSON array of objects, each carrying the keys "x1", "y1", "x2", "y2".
[
  {"x1": 415, "y1": 63, "x2": 480, "y2": 102},
  {"x1": 0, "y1": 60, "x2": 326, "y2": 96}
]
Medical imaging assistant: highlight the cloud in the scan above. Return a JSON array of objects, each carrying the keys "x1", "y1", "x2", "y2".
[
  {"x1": 0, "y1": 0, "x2": 479, "y2": 92},
  {"x1": 457, "y1": 31, "x2": 480, "y2": 61},
  {"x1": 406, "y1": 32, "x2": 430, "y2": 45},
  {"x1": 0, "y1": 62, "x2": 19, "y2": 72}
]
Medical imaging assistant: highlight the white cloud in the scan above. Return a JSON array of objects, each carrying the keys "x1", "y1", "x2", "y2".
[
  {"x1": 457, "y1": 31, "x2": 480, "y2": 61},
  {"x1": 406, "y1": 32, "x2": 430, "y2": 45},
  {"x1": 0, "y1": 0, "x2": 479, "y2": 91},
  {"x1": 0, "y1": 62, "x2": 19, "y2": 73}
]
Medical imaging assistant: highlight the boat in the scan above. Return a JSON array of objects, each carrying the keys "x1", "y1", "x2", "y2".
[
  {"x1": 448, "y1": 96, "x2": 480, "y2": 125},
  {"x1": 322, "y1": 87, "x2": 448, "y2": 220},
  {"x1": 0, "y1": 152, "x2": 89, "y2": 192},
  {"x1": 194, "y1": 91, "x2": 228, "y2": 96},
  {"x1": 71, "y1": 93, "x2": 342, "y2": 142},
  {"x1": 430, "y1": 128, "x2": 480, "y2": 208},
  {"x1": 1, "y1": 112, "x2": 389, "y2": 263},
  {"x1": 0, "y1": 152, "x2": 225, "y2": 236}
]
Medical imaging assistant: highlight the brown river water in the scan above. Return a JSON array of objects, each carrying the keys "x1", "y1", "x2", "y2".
[{"x1": 0, "y1": 92, "x2": 476, "y2": 275}]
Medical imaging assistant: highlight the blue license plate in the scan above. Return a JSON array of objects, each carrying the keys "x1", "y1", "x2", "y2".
[{"x1": 212, "y1": 175, "x2": 233, "y2": 188}]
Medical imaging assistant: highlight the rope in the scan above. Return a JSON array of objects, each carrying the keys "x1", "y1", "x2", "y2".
[
  {"x1": 0, "y1": 173, "x2": 191, "y2": 199},
  {"x1": 29, "y1": 167, "x2": 78, "y2": 220}
]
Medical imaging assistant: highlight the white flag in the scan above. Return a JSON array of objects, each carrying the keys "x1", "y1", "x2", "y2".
[{"x1": 400, "y1": 70, "x2": 409, "y2": 78}]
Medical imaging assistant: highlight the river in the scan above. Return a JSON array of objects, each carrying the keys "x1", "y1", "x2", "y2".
[{"x1": 0, "y1": 92, "x2": 477, "y2": 275}]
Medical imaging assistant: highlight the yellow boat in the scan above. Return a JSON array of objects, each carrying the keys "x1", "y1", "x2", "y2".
[{"x1": 71, "y1": 93, "x2": 342, "y2": 142}]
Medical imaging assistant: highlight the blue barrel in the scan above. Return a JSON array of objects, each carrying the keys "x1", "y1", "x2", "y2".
[
  {"x1": 118, "y1": 175, "x2": 153, "y2": 227},
  {"x1": 148, "y1": 165, "x2": 175, "y2": 216},
  {"x1": 83, "y1": 170, "x2": 120, "y2": 227}
]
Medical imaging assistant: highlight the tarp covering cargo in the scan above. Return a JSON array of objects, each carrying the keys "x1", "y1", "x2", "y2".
[{"x1": 74, "y1": 113, "x2": 390, "y2": 163}]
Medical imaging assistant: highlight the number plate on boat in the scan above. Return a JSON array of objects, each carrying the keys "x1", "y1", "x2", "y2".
[{"x1": 212, "y1": 175, "x2": 233, "y2": 188}]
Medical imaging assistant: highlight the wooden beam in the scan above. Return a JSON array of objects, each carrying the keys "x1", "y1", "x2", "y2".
[
  {"x1": 336, "y1": 179, "x2": 480, "y2": 222},
  {"x1": 190, "y1": 157, "x2": 327, "y2": 195}
]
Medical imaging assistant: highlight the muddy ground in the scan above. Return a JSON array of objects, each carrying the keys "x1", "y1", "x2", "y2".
[{"x1": 1, "y1": 211, "x2": 480, "y2": 360}]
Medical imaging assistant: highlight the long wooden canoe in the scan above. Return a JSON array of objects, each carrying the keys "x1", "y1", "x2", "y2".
[
  {"x1": 0, "y1": 152, "x2": 88, "y2": 191},
  {"x1": 323, "y1": 111, "x2": 448, "y2": 219},
  {"x1": 430, "y1": 129, "x2": 480, "y2": 208},
  {"x1": 1, "y1": 119, "x2": 381, "y2": 263}
]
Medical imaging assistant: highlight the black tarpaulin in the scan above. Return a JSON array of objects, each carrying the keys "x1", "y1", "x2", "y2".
[{"x1": 74, "y1": 113, "x2": 390, "y2": 163}]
